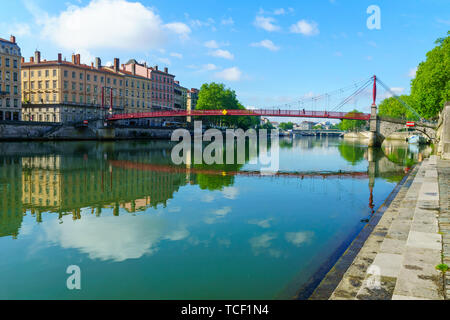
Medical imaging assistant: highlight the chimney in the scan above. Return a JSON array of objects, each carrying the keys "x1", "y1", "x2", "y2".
[
  {"x1": 164, "y1": 67, "x2": 168, "y2": 73},
  {"x1": 10, "y1": 35, "x2": 16, "y2": 44},
  {"x1": 72, "y1": 54, "x2": 76, "y2": 64},
  {"x1": 95, "y1": 57, "x2": 101, "y2": 69},
  {"x1": 35, "y1": 51, "x2": 41, "y2": 63},
  {"x1": 131, "y1": 63, "x2": 136, "y2": 75},
  {"x1": 21, "y1": 57, "x2": 25, "y2": 64},
  {"x1": 76, "y1": 54, "x2": 81, "y2": 65},
  {"x1": 114, "y1": 58, "x2": 120, "y2": 72},
  {"x1": 30, "y1": 57, "x2": 34, "y2": 63},
  {"x1": 91, "y1": 62, "x2": 94, "y2": 68},
  {"x1": 57, "y1": 53, "x2": 62, "y2": 63},
  {"x1": 155, "y1": 65, "x2": 159, "y2": 71}
]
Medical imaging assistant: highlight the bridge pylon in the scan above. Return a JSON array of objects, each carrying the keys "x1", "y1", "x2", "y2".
[{"x1": 368, "y1": 75, "x2": 383, "y2": 147}]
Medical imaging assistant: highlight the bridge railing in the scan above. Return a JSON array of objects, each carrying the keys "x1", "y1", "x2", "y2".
[{"x1": 106, "y1": 109, "x2": 371, "y2": 121}]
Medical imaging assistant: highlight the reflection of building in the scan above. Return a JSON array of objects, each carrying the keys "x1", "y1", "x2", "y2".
[
  {"x1": 296, "y1": 121, "x2": 316, "y2": 130},
  {"x1": 0, "y1": 35, "x2": 22, "y2": 121},
  {"x1": 20, "y1": 154, "x2": 188, "y2": 217},
  {"x1": 0, "y1": 156, "x2": 23, "y2": 238}
]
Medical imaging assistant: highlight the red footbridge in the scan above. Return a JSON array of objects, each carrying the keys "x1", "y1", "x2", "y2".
[{"x1": 107, "y1": 109, "x2": 371, "y2": 121}]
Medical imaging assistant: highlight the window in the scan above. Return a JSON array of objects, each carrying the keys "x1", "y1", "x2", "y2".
[
  {"x1": 14, "y1": 86, "x2": 18, "y2": 94},
  {"x1": 72, "y1": 94, "x2": 76, "y2": 102},
  {"x1": 5, "y1": 58, "x2": 10, "y2": 67},
  {"x1": 45, "y1": 81, "x2": 49, "y2": 89},
  {"x1": 53, "y1": 80, "x2": 57, "y2": 89},
  {"x1": 53, "y1": 70, "x2": 57, "y2": 77},
  {"x1": 64, "y1": 81, "x2": 68, "y2": 89},
  {"x1": 107, "y1": 78, "x2": 110, "y2": 84},
  {"x1": 23, "y1": 81, "x2": 28, "y2": 89},
  {"x1": 64, "y1": 94, "x2": 68, "y2": 102},
  {"x1": 13, "y1": 60, "x2": 18, "y2": 68},
  {"x1": 94, "y1": 75, "x2": 97, "y2": 82},
  {"x1": 64, "y1": 70, "x2": 68, "y2": 77},
  {"x1": 87, "y1": 74, "x2": 90, "y2": 81},
  {"x1": 80, "y1": 73, "x2": 83, "y2": 80},
  {"x1": 31, "y1": 71, "x2": 34, "y2": 77},
  {"x1": 72, "y1": 82, "x2": 76, "y2": 90},
  {"x1": 80, "y1": 83, "x2": 83, "y2": 91},
  {"x1": 38, "y1": 70, "x2": 41, "y2": 77},
  {"x1": 31, "y1": 82, "x2": 34, "y2": 89},
  {"x1": 72, "y1": 72, "x2": 75, "y2": 79},
  {"x1": 45, "y1": 70, "x2": 49, "y2": 77},
  {"x1": 38, "y1": 81, "x2": 42, "y2": 89}
]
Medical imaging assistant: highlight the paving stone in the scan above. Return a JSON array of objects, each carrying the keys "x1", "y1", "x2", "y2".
[
  {"x1": 406, "y1": 231, "x2": 442, "y2": 251},
  {"x1": 380, "y1": 238, "x2": 406, "y2": 255},
  {"x1": 371, "y1": 253, "x2": 403, "y2": 278}
]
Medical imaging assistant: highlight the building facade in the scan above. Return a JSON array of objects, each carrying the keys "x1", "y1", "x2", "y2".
[
  {"x1": 174, "y1": 81, "x2": 187, "y2": 110},
  {"x1": 186, "y1": 88, "x2": 199, "y2": 123},
  {"x1": 0, "y1": 35, "x2": 22, "y2": 121},
  {"x1": 21, "y1": 52, "x2": 125, "y2": 123},
  {"x1": 123, "y1": 60, "x2": 175, "y2": 111}
]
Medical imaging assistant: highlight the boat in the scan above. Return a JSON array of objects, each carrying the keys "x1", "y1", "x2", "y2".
[{"x1": 408, "y1": 135, "x2": 423, "y2": 144}]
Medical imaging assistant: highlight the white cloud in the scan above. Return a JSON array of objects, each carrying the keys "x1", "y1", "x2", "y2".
[
  {"x1": 221, "y1": 17, "x2": 234, "y2": 26},
  {"x1": 250, "y1": 39, "x2": 280, "y2": 51},
  {"x1": 254, "y1": 16, "x2": 280, "y2": 32},
  {"x1": 189, "y1": 17, "x2": 215, "y2": 29},
  {"x1": 27, "y1": 0, "x2": 190, "y2": 55},
  {"x1": 408, "y1": 67, "x2": 418, "y2": 78},
  {"x1": 170, "y1": 52, "x2": 183, "y2": 59},
  {"x1": 285, "y1": 231, "x2": 314, "y2": 247},
  {"x1": 203, "y1": 63, "x2": 218, "y2": 71},
  {"x1": 204, "y1": 40, "x2": 220, "y2": 49},
  {"x1": 157, "y1": 57, "x2": 171, "y2": 65},
  {"x1": 290, "y1": 20, "x2": 320, "y2": 36},
  {"x1": 215, "y1": 67, "x2": 243, "y2": 81},
  {"x1": 8, "y1": 23, "x2": 31, "y2": 37},
  {"x1": 209, "y1": 49, "x2": 234, "y2": 60}
]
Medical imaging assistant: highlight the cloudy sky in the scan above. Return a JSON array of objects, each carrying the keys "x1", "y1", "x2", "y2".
[{"x1": 1, "y1": 0, "x2": 449, "y2": 113}]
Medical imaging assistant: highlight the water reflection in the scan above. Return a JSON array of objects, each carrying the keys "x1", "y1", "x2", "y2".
[{"x1": 0, "y1": 138, "x2": 433, "y2": 299}]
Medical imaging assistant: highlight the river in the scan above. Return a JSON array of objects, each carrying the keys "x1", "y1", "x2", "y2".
[{"x1": 0, "y1": 137, "x2": 431, "y2": 299}]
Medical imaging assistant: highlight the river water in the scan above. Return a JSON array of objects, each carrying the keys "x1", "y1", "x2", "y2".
[{"x1": 0, "y1": 137, "x2": 431, "y2": 299}]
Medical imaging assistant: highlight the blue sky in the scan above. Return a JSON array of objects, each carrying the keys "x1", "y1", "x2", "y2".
[{"x1": 1, "y1": 0, "x2": 449, "y2": 115}]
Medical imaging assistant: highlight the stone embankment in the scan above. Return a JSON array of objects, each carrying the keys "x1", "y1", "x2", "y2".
[
  {"x1": 311, "y1": 103, "x2": 450, "y2": 300},
  {"x1": 0, "y1": 121, "x2": 177, "y2": 140}
]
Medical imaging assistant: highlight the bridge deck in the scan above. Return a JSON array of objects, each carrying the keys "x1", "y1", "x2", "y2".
[{"x1": 107, "y1": 109, "x2": 371, "y2": 121}]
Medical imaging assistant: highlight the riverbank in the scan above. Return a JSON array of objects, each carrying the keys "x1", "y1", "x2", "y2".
[{"x1": 310, "y1": 155, "x2": 448, "y2": 300}]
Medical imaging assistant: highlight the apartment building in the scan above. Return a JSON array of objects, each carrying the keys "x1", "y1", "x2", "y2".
[
  {"x1": 174, "y1": 81, "x2": 187, "y2": 110},
  {"x1": 104, "y1": 58, "x2": 152, "y2": 114},
  {"x1": 123, "y1": 60, "x2": 175, "y2": 111},
  {"x1": 186, "y1": 88, "x2": 199, "y2": 123},
  {"x1": 0, "y1": 35, "x2": 22, "y2": 121},
  {"x1": 21, "y1": 52, "x2": 124, "y2": 123}
]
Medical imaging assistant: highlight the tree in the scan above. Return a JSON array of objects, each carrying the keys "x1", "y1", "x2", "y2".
[
  {"x1": 410, "y1": 32, "x2": 450, "y2": 119},
  {"x1": 195, "y1": 82, "x2": 258, "y2": 129},
  {"x1": 338, "y1": 110, "x2": 367, "y2": 131},
  {"x1": 279, "y1": 122, "x2": 294, "y2": 130},
  {"x1": 378, "y1": 95, "x2": 419, "y2": 120}
]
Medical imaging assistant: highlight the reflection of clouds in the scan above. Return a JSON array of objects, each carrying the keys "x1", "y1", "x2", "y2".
[
  {"x1": 42, "y1": 215, "x2": 189, "y2": 262},
  {"x1": 204, "y1": 207, "x2": 232, "y2": 224},
  {"x1": 202, "y1": 194, "x2": 216, "y2": 203},
  {"x1": 222, "y1": 186, "x2": 239, "y2": 199},
  {"x1": 248, "y1": 218, "x2": 273, "y2": 229},
  {"x1": 168, "y1": 207, "x2": 181, "y2": 213},
  {"x1": 285, "y1": 231, "x2": 314, "y2": 247},
  {"x1": 249, "y1": 233, "x2": 281, "y2": 257}
]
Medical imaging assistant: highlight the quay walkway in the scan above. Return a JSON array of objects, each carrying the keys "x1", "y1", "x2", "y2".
[{"x1": 310, "y1": 155, "x2": 449, "y2": 300}]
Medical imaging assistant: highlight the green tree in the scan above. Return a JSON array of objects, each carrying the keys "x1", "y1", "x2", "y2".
[
  {"x1": 378, "y1": 95, "x2": 419, "y2": 120},
  {"x1": 195, "y1": 82, "x2": 258, "y2": 129},
  {"x1": 279, "y1": 122, "x2": 294, "y2": 130},
  {"x1": 410, "y1": 32, "x2": 450, "y2": 119},
  {"x1": 338, "y1": 110, "x2": 367, "y2": 132}
]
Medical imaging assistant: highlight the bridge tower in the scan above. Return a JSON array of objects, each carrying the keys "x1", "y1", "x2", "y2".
[{"x1": 368, "y1": 75, "x2": 383, "y2": 147}]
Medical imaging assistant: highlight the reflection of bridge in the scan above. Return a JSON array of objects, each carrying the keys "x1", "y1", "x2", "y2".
[
  {"x1": 293, "y1": 129, "x2": 344, "y2": 137},
  {"x1": 108, "y1": 160, "x2": 369, "y2": 179}
]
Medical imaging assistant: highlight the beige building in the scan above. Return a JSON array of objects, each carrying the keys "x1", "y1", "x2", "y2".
[
  {"x1": 174, "y1": 81, "x2": 187, "y2": 110},
  {"x1": 104, "y1": 58, "x2": 152, "y2": 114},
  {"x1": 21, "y1": 52, "x2": 125, "y2": 123},
  {"x1": 0, "y1": 35, "x2": 22, "y2": 121},
  {"x1": 186, "y1": 88, "x2": 199, "y2": 123}
]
